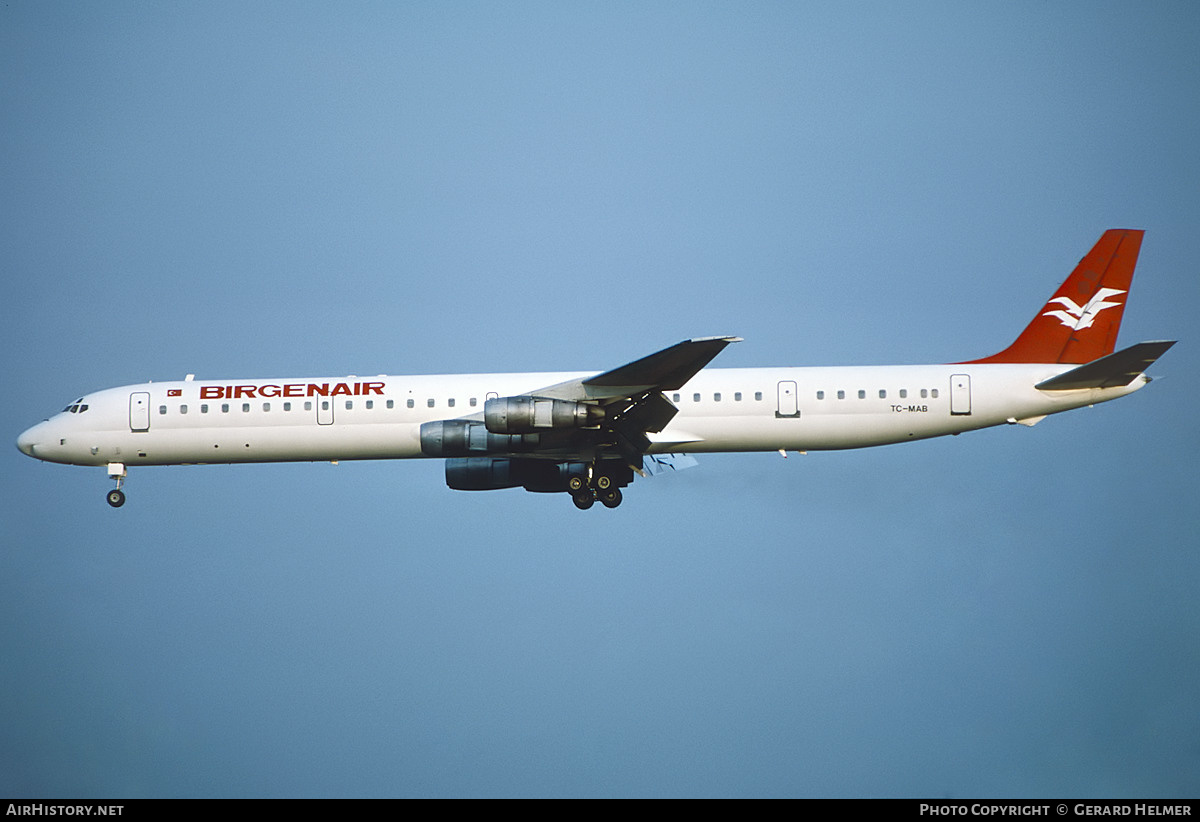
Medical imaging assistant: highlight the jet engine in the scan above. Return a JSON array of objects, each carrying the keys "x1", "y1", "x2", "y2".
[
  {"x1": 444, "y1": 457, "x2": 633, "y2": 493},
  {"x1": 445, "y1": 457, "x2": 590, "y2": 492},
  {"x1": 484, "y1": 396, "x2": 604, "y2": 434},
  {"x1": 419, "y1": 420, "x2": 540, "y2": 458}
]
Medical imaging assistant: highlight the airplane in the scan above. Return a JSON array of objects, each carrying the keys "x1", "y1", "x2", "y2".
[{"x1": 16, "y1": 229, "x2": 1174, "y2": 511}]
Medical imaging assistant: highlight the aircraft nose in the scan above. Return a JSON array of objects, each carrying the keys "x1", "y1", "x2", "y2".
[{"x1": 17, "y1": 424, "x2": 41, "y2": 458}]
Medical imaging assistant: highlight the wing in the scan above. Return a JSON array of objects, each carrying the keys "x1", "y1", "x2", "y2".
[
  {"x1": 420, "y1": 337, "x2": 740, "y2": 476},
  {"x1": 524, "y1": 336, "x2": 741, "y2": 464},
  {"x1": 531, "y1": 336, "x2": 742, "y2": 402}
]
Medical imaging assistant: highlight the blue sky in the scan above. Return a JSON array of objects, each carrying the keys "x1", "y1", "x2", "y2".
[{"x1": 2, "y1": 1, "x2": 1198, "y2": 797}]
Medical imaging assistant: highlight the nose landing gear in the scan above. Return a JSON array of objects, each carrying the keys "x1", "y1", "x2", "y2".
[{"x1": 106, "y1": 463, "x2": 126, "y2": 508}]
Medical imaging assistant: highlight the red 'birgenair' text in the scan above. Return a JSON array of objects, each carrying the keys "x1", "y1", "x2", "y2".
[{"x1": 199, "y1": 382, "x2": 386, "y2": 400}]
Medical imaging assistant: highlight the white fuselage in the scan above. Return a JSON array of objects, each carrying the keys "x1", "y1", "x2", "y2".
[{"x1": 16, "y1": 363, "x2": 1146, "y2": 469}]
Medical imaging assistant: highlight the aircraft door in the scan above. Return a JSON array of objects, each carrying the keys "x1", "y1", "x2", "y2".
[
  {"x1": 776, "y1": 380, "x2": 800, "y2": 418},
  {"x1": 129, "y1": 392, "x2": 151, "y2": 432},
  {"x1": 317, "y1": 397, "x2": 334, "y2": 425},
  {"x1": 950, "y1": 374, "x2": 972, "y2": 415}
]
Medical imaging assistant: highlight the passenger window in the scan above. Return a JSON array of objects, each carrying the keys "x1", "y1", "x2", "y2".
[
  {"x1": 734, "y1": 392, "x2": 742, "y2": 401},
  {"x1": 857, "y1": 390, "x2": 865, "y2": 399},
  {"x1": 222, "y1": 404, "x2": 230, "y2": 413},
  {"x1": 920, "y1": 389, "x2": 928, "y2": 398},
  {"x1": 469, "y1": 398, "x2": 477, "y2": 407},
  {"x1": 159, "y1": 406, "x2": 167, "y2": 415},
  {"x1": 387, "y1": 400, "x2": 395, "y2": 409},
  {"x1": 284, "y1": 402, "x2": 292, "y2": 411},
  {"x1": 817, "y1": 391, "x2": 825, "y2": 400},
  {"x1": 427, "y1": 398, "x2": 435, "y2": 408},
  {"x1": 879, "y1": 390, "x2": 886, "y2": 399},
  {"x1": 899, "y1": 389, "x2": 907, "y2": 399},
  {"x1": 931, "y1": 389, "x2": 939, "y2": 398},
  {"x1": 837, "y1": 390, "x2": 845, "y2": 400},
  {"x1": 673, "y1": 393, "x2": 680, "y2": 402},
  {"x1": 448, "y1": 398, "x2": 455, "y2": 408},
  {"x1": 407, "y1": 399, "x2": 414, "y2": 409},
  {"x1": 754, "y1": 392, "x2": 763, "y2": 401},
  {"x1": 201, "y1": 404, "x2": 209, "y2": 414},
  {"x1": 242, "y1": 403, "x2": 250, "y2": 412},
  {"x1": 366, "y1": 400, "x2": 374, "y2": 409},
  {"x1": 262, "y1": 403, "x2": 270, "y2": 412},
  {"x1": 180, "y1": 405, "x2": 188, "y2": 414},
  {"x1": 304, "y1": 401, "x2": 312, "y2": 411},
  {"x1": 345, "y1": 401, "x2": 353, "y2": 410},
  {"x1": 693, "y1": 393, "x2": 701, "y2": 402},
  {"x1": 714, "y1": 393, "x2": 721, "y2": 402}
]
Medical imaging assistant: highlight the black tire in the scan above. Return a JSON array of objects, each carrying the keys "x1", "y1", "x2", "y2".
[
  {"x1": 106, "y1": 489, "x2": 126, "y2": 508},
  {"x1": 571, "y1": 491, "x2": 595, "y2": 510},
  {"x1": 599, "y1": 487, "x2": 622, "y2": 508}
]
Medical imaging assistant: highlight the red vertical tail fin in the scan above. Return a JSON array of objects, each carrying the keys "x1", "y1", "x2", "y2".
[{"x1": 968, "y1": 229, "x2": 1144, "y2": 364}]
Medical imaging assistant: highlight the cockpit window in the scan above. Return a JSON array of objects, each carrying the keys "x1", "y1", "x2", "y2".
[{"x1": 62, "y1": 398, "x2": 88, "y2": 413}]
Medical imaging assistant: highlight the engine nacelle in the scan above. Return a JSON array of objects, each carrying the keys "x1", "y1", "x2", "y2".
[
  {"x1": 445, "y1": 458, "x2": 589, "y2": 492},
  {"x1": 484, "y1": 396, "x2": 603, "y2": 435},
  {"x1": 420, "y1": 420, "x2": 540, "y2": 458},
  {"x1": 444, "y1": 458, "x2": 523, "y2": 490},
  {"x1": 444, "y1": 457, "x2": 633, "y2": 493}
]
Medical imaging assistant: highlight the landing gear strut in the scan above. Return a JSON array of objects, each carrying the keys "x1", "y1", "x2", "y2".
[{"x1": 106, "y1": 463, "x2": 126, "y2": 508}]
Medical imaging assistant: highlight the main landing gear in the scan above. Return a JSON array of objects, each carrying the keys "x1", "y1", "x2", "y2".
[
  {"x1": 106, "y1": 463, "x2": 126, "y2": 508},
  {"x1": 568, "y1": 469, "x2": 624, "y2": 510}
]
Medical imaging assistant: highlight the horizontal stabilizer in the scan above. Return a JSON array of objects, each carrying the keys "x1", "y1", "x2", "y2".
[{"x1": 1035, "y1": 340, "x2": 1176, "y2": 390}]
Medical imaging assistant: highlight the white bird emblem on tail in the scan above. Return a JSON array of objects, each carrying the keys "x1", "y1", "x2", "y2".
[{"x1": 1042, "y1": 287, "x2": 1126, "y2": 331}]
